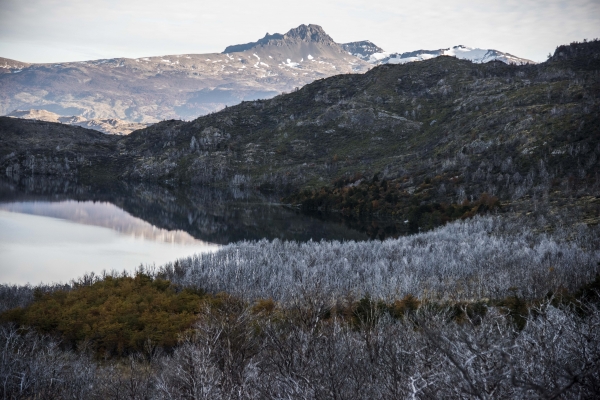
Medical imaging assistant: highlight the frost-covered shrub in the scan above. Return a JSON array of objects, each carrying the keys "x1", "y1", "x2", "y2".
[{"x1": 161, "y1": 216, "x2": 599, "y2": 302}]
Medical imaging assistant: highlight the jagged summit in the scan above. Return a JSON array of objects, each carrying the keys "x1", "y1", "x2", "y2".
[
  {"x1": 219, "y1": 24, "x2": 363, "y2": 77},
  {"x1": 223, "y1": 24, "x2": 336, "y2": 53},
  {"x1": 283, "y1": 24, "x2": 335, "y2": 44}
]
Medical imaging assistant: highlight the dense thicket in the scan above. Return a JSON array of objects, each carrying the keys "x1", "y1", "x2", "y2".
[
  {"x1": 155, "y1": 216, "x2": 599, "y2": 303},
  {"x1": 1, "y1": 275, "x2": 206, "y2": 356},
  {"x1": 1, "y1": 214, "x2": 599, "y2": 398},
  {"x1": 2, "y1": 215, "x2": 598, "y2": 307},
  {"x1": 2, "y1": 298, "x2": 599, "y2": 399}
]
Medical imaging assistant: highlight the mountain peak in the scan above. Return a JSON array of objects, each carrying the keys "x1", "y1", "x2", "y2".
[
  {"x1": 283, "y1": 24, "x2": 334, "y2": 44},
  {"x1": 223, "y1": 24, "x2": 335, "y2": 53}
]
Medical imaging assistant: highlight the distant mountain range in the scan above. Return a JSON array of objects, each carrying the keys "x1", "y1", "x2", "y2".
[
  {"x1": 0, "y1": 25, "x2": 370, "y2": 125},
  {"x1": 341, "y1": 41, "x2": 535, "y2": 65},
  {"x1": 1, "y1": 24, "x2": 535, "y2": 128},
  {"x1": 5, "y1": 109, "x2": 147, "y2": 135}
]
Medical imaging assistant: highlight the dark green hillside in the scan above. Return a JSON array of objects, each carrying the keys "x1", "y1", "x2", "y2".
[
  {"x1": 2, "y1": 40, "x2": 599, "y2": 227},
  {"x1": 116, "y1": 41, "x2": 598, "y2": 190},
  {"x1": 0, "y1": 117, "x2": 122, "y2": 181}
]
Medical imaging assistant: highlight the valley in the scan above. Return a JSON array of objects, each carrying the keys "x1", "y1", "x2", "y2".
[{"x1": 1, "y1": 18, "x2": 599, "y2": 399}]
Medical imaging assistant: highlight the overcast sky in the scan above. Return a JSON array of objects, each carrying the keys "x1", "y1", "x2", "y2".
[{"x1": 1, "y1": 0, "x2": 599, "y2": 63}]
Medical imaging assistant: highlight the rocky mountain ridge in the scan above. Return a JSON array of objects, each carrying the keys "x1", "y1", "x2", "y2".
[
  {"x1": 0, "y1": 57, "x2": 30, "y2": 71},
  {"x1": 1, "y1": 24, "x2": 537, "y2": 125},
  {"x1": 341, "y1": 41, "x2": 385, "y2": 59},
  {"x1": 0, "y1": 25, "x2": 370, "y2": 124}
]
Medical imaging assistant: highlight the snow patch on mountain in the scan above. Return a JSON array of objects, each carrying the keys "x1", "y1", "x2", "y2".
[
  {"x1": 368, "y1": 45, "x2": 535, "y2": 65},
  {"x1": 283, "y1": 58, "x2": 300, "y2": 68}
]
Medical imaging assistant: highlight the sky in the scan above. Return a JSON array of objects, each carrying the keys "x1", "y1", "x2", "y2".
[{"x1": 1, "y1": 0, "x2": 599, "y2": 64}]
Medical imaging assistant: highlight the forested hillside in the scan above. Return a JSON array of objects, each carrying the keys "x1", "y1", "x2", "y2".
[
  {"x1": 118, "y1": 40, "x2": 599, "y2": 197},
  {"x1": 2, "y1": 40, "x2": 599, "y2": 231}
]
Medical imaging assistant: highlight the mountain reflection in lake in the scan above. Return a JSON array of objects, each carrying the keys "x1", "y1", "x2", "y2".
[
  {"x1": 0, "y1": 177, "x2": 370, "y2": 284},
  {"x1": 0, "y1": 201, "x2": 203, "y2": 245},
  {"x1": 0, "y1": 208, "x2": 219, "y2": 285}
]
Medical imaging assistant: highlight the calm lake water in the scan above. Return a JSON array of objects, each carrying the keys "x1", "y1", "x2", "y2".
[{"x1": 0, "y1": 177, "x2": 371, "y2": 285}]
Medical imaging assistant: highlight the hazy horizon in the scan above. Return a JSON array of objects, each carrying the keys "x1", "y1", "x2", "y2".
[{"x1": 1, "y1": 0, "x2": 599, "y2": 64}]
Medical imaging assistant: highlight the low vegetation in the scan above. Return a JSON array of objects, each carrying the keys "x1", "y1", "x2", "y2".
[
  {"x1": 1, "y1": 280, "x2": 599, "y2": 398},
  {"x1": 0, "y1": 216, "x2": 599, "y2": 398},
  {"x1": 1, "y1": 275, "x2": 207, "y2": 356}
]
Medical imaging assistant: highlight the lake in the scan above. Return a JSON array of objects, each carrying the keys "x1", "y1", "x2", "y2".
[{"x1": 0, "y1": 176, "x2": 373, "y2": 285}]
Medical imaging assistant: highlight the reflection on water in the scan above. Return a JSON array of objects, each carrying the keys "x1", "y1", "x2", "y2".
[
  {"x1": 0, "y1": 209, "x2": 219, "y2": 285},
  {"x1": 0, "y1": 201, "x2": 204, "y2": 245},
  {"x1": 0, "y1": 176, "x2": 373, "y2": 284},
  {"x1": 0, "y1": 176, "x2": 370, "y2": 244}
]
